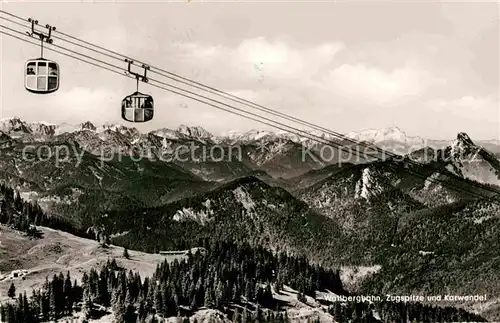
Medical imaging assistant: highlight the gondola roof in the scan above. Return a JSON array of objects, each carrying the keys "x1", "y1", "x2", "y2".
[{"x1": 123, "y1": 91, "x2": 153, "y2": 99}]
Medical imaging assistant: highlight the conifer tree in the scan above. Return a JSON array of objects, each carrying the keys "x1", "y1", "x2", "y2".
[
  {"x1": 82, "y1": 283, "x2": 93, "y2": 320},
  {"x1": 6, "y1": 304, "x2": 15, "y2": 323},
  {"x1": 123, "y1": 282, "x2": 137, "y2": 323},
  {"x1": 204, "y1": 286, "x2": 215, "y2": 308},
  {"x1": 64, "y1": 271, "x2": 73, "y2": 314},
  {"x1": 21, "y1": 292, "x2": 30, "y2": 323},
  {"x1": 137, "y1": 300, "x2": 147, "y2": 323},
  {"x1": 8, "y1": 282, "x2": 16, "y2": 298}
]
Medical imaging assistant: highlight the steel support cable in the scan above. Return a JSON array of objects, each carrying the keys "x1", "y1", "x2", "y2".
[
  {"x1": 1, "y1": 22, "x2": 498, "y2": 203},
  {"x1": 0, "y1": 10, "x2": 464, "y2": 179},
  {"x1": 0, "y1": 9, "x2": 491, "y2": 183},
  {"x1": 0, "y1": 23, "x2": 375, "y2": 165},
  {"x1": 0, "y1": 13, "x2": 125, "y2": 62},
  {"x1": 0, "y1": 21, "x2": 381, "y2": 164},
  {"x1": 0, "y1": 10, "x2": 386, "y2": 159},
  {"x1": 0, "y1": 26, "x2": 498, "y2": 202},
  {"x1": 0, "y1": 10, "x2": 414, "y2": 160},
  {"x1": 0, "y1": 24, "x2": 497, "y2": 202}
]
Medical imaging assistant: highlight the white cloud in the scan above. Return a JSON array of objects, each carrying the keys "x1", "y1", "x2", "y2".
[
  {"x1": 422, "y1": 96, "x2": 500, "y2": 139},
  {"x1": 157, "y1": 36, "x2": 494, "y2": 137},
  {"x1": 40, "y1": 87, "x2": 121, "y2": 124},
  {"x1": 2, "y1": 21, "x2": 496, "y2": 139},
  {"x1": 233, "y1": 37, "x2": 305, "y2": 77},
  {"x1": 170, "y1": 37, "x2": 444, "y2": 108},
  {"x1": 323, "y1": 64, "x2": 444, "y2": 105},
  {"x1": 172, "y1": 37, "x2": 345, "y2": 84},
  {"x1": 427, "y1": 96, "x2": 499, "y2": 120}
]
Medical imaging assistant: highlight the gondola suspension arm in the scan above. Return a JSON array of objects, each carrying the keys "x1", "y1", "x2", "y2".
[
  {"x1": 124, "y1": 58, "x2": 149, "y2": 93},
  {"x1": 26, "y1": 17, "x2": 55, "y2": 58}
]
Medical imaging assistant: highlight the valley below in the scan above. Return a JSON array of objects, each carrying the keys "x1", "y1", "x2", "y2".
[{"x1": 0, "y1": 118, "x2": 499, "y2": 322}]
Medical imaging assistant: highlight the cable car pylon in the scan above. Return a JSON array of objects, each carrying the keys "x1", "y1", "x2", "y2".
[
  {"x1": 122, "y1": 59, "x2": 154, "y2": 123},
  {"x1": 24, "y1": 18, "x2": 59, "y2": 94}
]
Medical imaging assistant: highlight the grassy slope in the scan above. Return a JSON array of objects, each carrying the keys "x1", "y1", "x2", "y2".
[{"x1": 0, "y1": 225, "x2": 185, "y2": 301}]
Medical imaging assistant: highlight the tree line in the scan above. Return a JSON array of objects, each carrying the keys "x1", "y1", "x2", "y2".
[
  {"x1": 0, "y1": 182, "x2": 488, "y2": 323},
  {"x1": 0, "y1": 183, "x2": 91, "y2": 239},
  {"x1": 0, "y1": 242, "x2": 486, "y2": 323}
]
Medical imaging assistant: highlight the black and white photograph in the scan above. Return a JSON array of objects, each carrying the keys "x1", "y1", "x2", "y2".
[{"x1": 0, "y1": 0, "x2": 498, "y2": 322}]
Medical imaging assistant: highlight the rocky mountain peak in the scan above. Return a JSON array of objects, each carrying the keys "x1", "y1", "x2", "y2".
[
  {"x1": 0, "y1": 117, "x2": 32, "y2": 134},
  {"x1": 455, "y1": 132, "x2": 475, "y2": 146},
  {"x1": 79, "y1": 121, "x2": 97, "y2": 131},
  {"x1": 450, "y1": 132, "x2": 478, "y2": 159},
  {"x1": 176, "y1": 125, "x2": 213, "y2": 139}
]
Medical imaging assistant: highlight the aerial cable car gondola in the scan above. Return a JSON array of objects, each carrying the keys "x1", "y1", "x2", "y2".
[
  {"x1": 122, "y1": 59, "x2": 154, "y2": 123},
  {"x1": 24, "y1": 18, "x2": 59, "y2": 94}
]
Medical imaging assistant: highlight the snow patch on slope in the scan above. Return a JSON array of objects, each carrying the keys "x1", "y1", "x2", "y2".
[
  {"x1": 172, "y1": 199, "x2": 214, "y2": 225},
  {"x1": 88, "y1": 166, "x2": 103, "y2": 185},
  {"x1": 462, "y1": 202, "x2": 500, "y2": 224},
  {"x1": 232, "y1": 186, "x2": 255, "y2": 212},
  {"x1": 340, "y1": 265, "x2": 381, "y2": 291},
  {"x1": 424, "y1": 173, "x2": 441, "y2": 191},
  {"x1": 20, "y1": 191, "x2": 39, "y2": 201},
  {"x1": 354, "y1": 168, "x2": 383, "y2": 200},
  {"x1": 456, "y1": 158, "x2": 500, "y2": 187}
]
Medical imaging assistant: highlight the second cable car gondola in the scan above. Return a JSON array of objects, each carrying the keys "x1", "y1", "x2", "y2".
[
  {"x1": 25, "y1": 58, "x2": 59, "y2": 94},
  {"x1": 122, "y1": 60, "x2": 154, "y2": 123},
  {"x1": 24, "y1": 18, "x2": 59, "y2": 94},
  {"x1": 122, "y1": 92, "x2": 154, "y2": 122}
]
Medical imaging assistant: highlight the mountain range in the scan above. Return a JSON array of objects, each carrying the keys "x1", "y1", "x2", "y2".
[
  {"x1": 3, "y1": 117, "x2": 499, "y2": 149},
  {"x1": 3, "y1": 117, "x2": 500, "y2": 163},
  {"x1": 2, "y1": 116, "x2": 500, "y2": 220},
  {"x1": 345, "y1": 126, "x2": 500, "y2": 155},
  {"x1": 1, "y1": 117, "x2": 500, "y2": 320}
]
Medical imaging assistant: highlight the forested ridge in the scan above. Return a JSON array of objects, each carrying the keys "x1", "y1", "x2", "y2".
[
  {"x1": 0, "y1": 183, "x2": 488, "y2": 322},
  {"x1": 0, "y1": 243, "x2": 486, "y2": 323},
  {"x1": 0, "y1": 183, "x2": 92, "y2": 239}
]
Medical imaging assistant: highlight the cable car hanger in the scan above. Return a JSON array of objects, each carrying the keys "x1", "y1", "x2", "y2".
[
  {"x1": 24, "y1": 17, "x2": 59, "y2": 94},
  {"x1": 122, "y1": 59, "x2": 154, "y2": 123},
  {"x1": 124, "y1": 58, "x2": 150, "y2": 93},
  {"x1": 0, "y1": 11, "x2": 496, "y2": 201},
  {"x1": 26, "y1": 17, "x2": 56, "y2": 58}
]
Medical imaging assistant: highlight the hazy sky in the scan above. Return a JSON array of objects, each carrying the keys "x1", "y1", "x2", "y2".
[{"x1": 0, "y1": 0, "x2": 498, "y2": 140}]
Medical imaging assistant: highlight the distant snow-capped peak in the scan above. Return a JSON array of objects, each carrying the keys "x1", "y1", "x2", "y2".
[
  {"x1": 345, "y1": 127, "x2": 426, "y2": 147},
  {"x1": 79, "y1": 121, "x2": 97, "y2": 131},
  {"x1": 222, "y1": 129, "x2": 340, "y2": 146},
  {"x1": 150, "y1": 125, "x2": 213, "y2": 141},
  {"x1": 0, "y1": 117, "x2": 59, "y2": 139},
  {"x1": 224, "y1": 129, "x2": 277, "y2": 142},
  {"x1": 176, "y1": 125, "x2": 213, "y2": 139},
  {"x1": 1, "y1": 117, "x2": 498, "y2": 157},
  {"x1": 0, "y1": 117, "x2": 442, "y2": 147},
  {"x1": 0, "y1": 117, "x2": 33, "y2": 134},
  {"x1": 151, "y1": 128, "x2": 182, "y2": 140}
]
